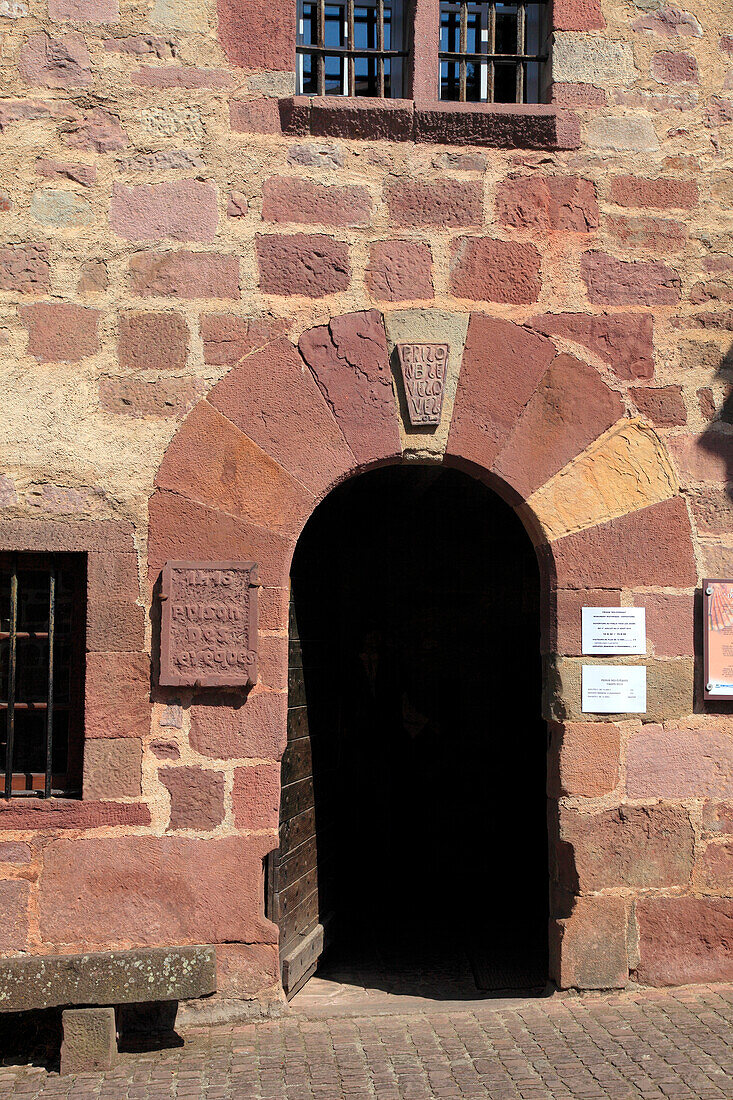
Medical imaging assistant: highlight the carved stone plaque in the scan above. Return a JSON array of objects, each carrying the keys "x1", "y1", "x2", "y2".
[
  {"x1": 160, "y1": 561, "x2": 258, "y2": 688},
  {"x1": 396, "y1": 343, "x2": 449, "y2": 428}
]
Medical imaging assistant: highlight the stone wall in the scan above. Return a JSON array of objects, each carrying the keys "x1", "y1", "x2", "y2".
[{"x1": 0, "y1": 0, "x2": 731, "y2": 1003}]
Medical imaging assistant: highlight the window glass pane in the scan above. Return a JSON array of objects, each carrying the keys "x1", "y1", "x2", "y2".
[
  {"x1": 465, "y1": 61, "x2": 481, "y2": 100},
  {"x1": 494, "y1": 61, "x2": 517, "y2": 101},
  {"x1": 526, "y1": 4, "x2": 541, "y2": 55},
  {"x1": 495, "y1": 4, "x2": 518, "y2": 54},
  {"x1": 325, "y1": 5, "x2": 345, "y2": 47},
  {"x1": 324, "y1": 54, "x2": 344, "y2": 94},
  {"x1": 441, "y1": 60, "x2": 461, "y2": 99},
  {"x1": 301, "y1": 54, "x2": 317, "y2": 94},
  {"x1": 299, "y1": 2, "x2": 316, "y2": 45},
  {"x1": 525, "y1": 59, "x2": 540, "y2": 103}
]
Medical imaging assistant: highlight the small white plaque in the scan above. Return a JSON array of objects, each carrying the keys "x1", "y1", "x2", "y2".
[
  {"x1": 582, "y1": 607, "x2": 646, "y2": 655},
  {"x1": 582, "y1": 665, "x2": 647, "y2": 714}
]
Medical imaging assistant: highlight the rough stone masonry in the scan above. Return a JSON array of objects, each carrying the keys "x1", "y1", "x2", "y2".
[{"x1": 0, "y1": 0, "x2": 731, "y2": 1024}]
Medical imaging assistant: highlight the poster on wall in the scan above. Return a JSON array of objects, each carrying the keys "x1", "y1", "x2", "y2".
[{"x1": 704, "y1": 579, "x2": 733, "y2": 701}]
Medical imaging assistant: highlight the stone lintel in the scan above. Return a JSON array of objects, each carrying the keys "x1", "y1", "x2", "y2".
[{"x1": 0, "y1": 945, "x2": 216, "y2": 1013}]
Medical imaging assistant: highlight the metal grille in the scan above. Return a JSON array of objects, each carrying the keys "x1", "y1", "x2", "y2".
[
  {"x1": 296, "y1": 0, "x2": 407, "y2": 97},
  {"x1": 439, "y1": 1, "x2": 548, "y2": 103},
  {"x1": 0, "y1": 554, "x2": 85, "y2": 799}
]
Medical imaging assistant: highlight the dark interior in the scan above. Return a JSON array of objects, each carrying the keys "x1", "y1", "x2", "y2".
[{"x1": 289, "y1": 465, "x2": 548, "y2": 995}]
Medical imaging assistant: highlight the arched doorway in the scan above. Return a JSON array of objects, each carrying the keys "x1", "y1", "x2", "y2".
[{"x1": 267, "y1": 464, "x2": 548, "y2": 998}]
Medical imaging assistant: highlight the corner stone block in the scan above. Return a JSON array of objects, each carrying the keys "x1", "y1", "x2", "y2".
[
  {"x1": 216, "y1": 943, "x2": 280, "y2": 998},
  {"x1": 551, "y1": 897, "x2": 627, "y2": 990},
  {"x1": 0, "y1": 879, "x2": 30, "y2": 951},
  {"x1": 233, "y1": 763, "x2": 280, "y2": 830},
  {"x1": 446, "y1": 316, "x2": 556, "y2": 472},
  {"x1": 548, "y1": 720, "x2": 620, "y2": 797},
  {"x1": 299, "y1": 311, "x2": 400, "y2": 465},
  {"x1": 189, "y1": 691, "x2": 287, "y2": 760},
  {"x1": 60, "y1": 1008, "x2": 117, "y2": 1075},
  {"x1": 208, "y1": 338, "x2": 356, "y2": 495},
  {"x1": 636, "y1": 898, "x2": 733, "y2": 985},
  {"x1": 85, "y1": 653, "x2": 150, "y2": 740},
  {"x1": 83, "y1": 737, "x2": 142, "y2": 799}
]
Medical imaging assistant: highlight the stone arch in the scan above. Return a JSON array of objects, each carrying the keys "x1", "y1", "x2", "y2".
[{"x1": 148, "y1": 308, "x2": 698, "y2": 992}]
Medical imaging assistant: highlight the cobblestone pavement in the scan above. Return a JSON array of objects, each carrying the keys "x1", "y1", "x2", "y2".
[{"x1": 3, "y1": 984, "x2": 733, "y2": 1099}]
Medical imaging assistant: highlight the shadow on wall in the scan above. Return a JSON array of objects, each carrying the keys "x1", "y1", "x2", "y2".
[{"x1": 699, "y1": 342, "x2": 733, "y2": 499}]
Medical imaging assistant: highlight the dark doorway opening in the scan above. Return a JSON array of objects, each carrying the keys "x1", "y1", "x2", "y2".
[{"x1": 269, "y1": 465, "x2": 548, "y2": 999}]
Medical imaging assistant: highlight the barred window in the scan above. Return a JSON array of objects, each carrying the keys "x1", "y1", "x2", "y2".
[
  {"x1": 296, "y1": 0, "x2": 407, "y2": 97},
  {"x1": 439, "y1": 1, "x2": 548, "y2": 103},
  {"x1": 0, "y1": 554, "x2": 86, "y2": 799}
]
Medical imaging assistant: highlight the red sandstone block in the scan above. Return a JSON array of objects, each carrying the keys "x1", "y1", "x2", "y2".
[
  {"x1": 201, "y1": 314, "x2": 288, "y2": 366},
  {"x1": 651, "y1": 50, "x2": 699, "y2": 84},
  {"x1": 547, "y1": 588, "x2": 621, "y2": 655},
  {"x1": 19, "y1": 32, "x2": 92, "y2": 88},
  {"x1": 550, "y1": 898, "x2": 627, "y2": 992},
  {"x1": 111, "y1": 182, "x2": 219, "y2": 244},
  {"x1": 0, "y1": 518, "x2": 134, "y2": 553},
  {"x1": 610, "y1": 175, "x2": 699, "y2": 209},
  {"x1": 0, "y1": 799, "x2": 150, "y2": 831},
  {"x1": 606, "y1": 214, "x2": 687, "y2": 254},
  {"x1": 262, "y1": 177, "x2": 372, "y2": 228},
  {"x1": 160, "y1": 766, "x2": 225, "y2": 831},
  {"x1": 496, "y1": 174, "x2": 599, "y2": 233},
  {"x1": 581, "y1": 252, "x2": 681, "y2": 306},
  {"x1": 49, "y1": 0, "x2": 118, "y2": 21},
  {"x1": 0, "y1": 881, "x2": 29, "y2": 951},
  {"x1": 691, "y1": 487, "x2": 733, "y2": 533},
  {"x1": 86, "y1": 593, "x2": 145, "y2": 652},
  {"x1": 0, "y1": 243, "x2": 50, "y2": 295},
  {"x1": 189, "y1": 690, "x2": 287, "y2": 760},
  {"x1": 39, "y1": 835, "x2": 277, "y2": 946},
  {"x1": 446, "y1": 316, "x2": 556, "y2": 470},
  {"x1": 552, "y1": 0, "x2": 604, "y2": 30},
  {"x1": 258, "y1": 587, "x2": 289, "y2": 632},
  {"x1": 559, "y1": 804, "x2": 694, "y2": 890},
  {"x1": 366, "y1": 240, "x2": 434, "y2": 302},
  {"x1": 299, "y1": 311, "x2": 400, "y2": 466},
  {"x1": 154, "y1": 400, "x2": 313, "y2": 537},
  {"x1": 216, "y1": 0, "x2": 294, "y2": 70},
  {"x1": 308, "y1": 96, "x2": 414, "y2": 141},
  {"x1": 117, "y1": 311, "x2": 188, "y2": 371},
  {"x1": 99, "y1": 377, "x2": 204, "y2": 419},
  {"x1": 85, "y1": 652, "x2": 150, "y2": 739},
  {"x1": 230, "y1": 98, "x2": 282, "y2": 134},
  {"x1": 216, "y1": 943, "x2": 279, "y2": 997},
  {"x1": 0, "y1": 842, "x2": 32, "y2": 862},
  {"x1": 87, "y1": 551, "x2": 138, "y2": 603},
  {"x1": 83, "y1": 737, "x2": 142, "y2": 799},
  {"x1": 552, "y1": 498, "x2": 697, "y2": 589},
  {"x1": 630, "y1": 384, "x2": 687, "y2": 426},
  {"x1": 208, "y1": 337, "x2": 355, "y2": 495},
  {"x1": 129, "y1": 251, "x2": 240, "y2": 300},
  {"x1": 450, "y1": 237, "x2": 541, "y2": 303},
  {"x1": 20, "y1": 301, "x2": 100, "y2": 362},
  {"x1": 550, "y1": 83, "x2": 606, "y2": 107},
  {"x1": 413, "y1": 103, "x2": 580, "y2": 150},
  {"x1": 492, "y1": 354, "x2": 623, "y2": 498},
  {"x1": 695, "y1": 841, "x2": 733, "y2": 895},
  {"x1": 147, "y1": 490, "x2": 293, "y2": 590},
  {"x1": 703, "y1": 803, "x2": 733, "y2": 836},
  {"x1": 529, "y1": 312, "x2": 654, "y2": 381},
  {"x1": 62, "y1": 106, "x2": 127, "y2": 153},
  {"x1": 36, "y1": 158, "x2": 96, "y2": 187},
  {"x1": 548, "y1": 721, "x2": 620, "y2": 797},
  {"x1": 668, "y1": 433, "x2": 730, "y2": 485},
  {"x1": 257, "y1": 635, "x2": 288, "y2": 692},
  {"x1": 386, "y1": 179, "x2": 483, "y2": 228},
  {"x1": 256, "y1": 234, "x2": 350, "y2": 298},
  {"x1": 627, "y1": 725, "x2": 733, "y2": 799},
  {"x1": 636, "y1": 898, "x2": 733, "y2": 985},
  {"x1": 630, "y1": 592, "x2": 695, "y2": 658},
  {"x1": 233, "y1": 763, "x2": 280, "y2": 830}
]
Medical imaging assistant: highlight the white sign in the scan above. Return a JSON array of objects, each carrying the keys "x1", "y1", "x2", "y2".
[
  {"x1": 582, "y1": 607, "x2": 646, "y2": 655},
  {"x1": 582, "y1": 665, "x2": 647, "y2": 714}
]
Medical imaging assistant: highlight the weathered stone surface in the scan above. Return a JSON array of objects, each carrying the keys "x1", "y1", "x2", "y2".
[
  {"x1": 299, "y1": 311, "x2": 400, "y2": 465},
  {"x1": 118, "y1": 311, "x2": 188, "y2": 371},
  {"x1": 551, "y1": 897, "x2": 627, "y2": 990},
  {"x1": 0, "y1": 842, "x2": 32, "y2": 863},
  {"x1": 100, "y1": 377, "x2": 203, "y2": 419},
  {"x1": 129, "y1": 252, "x2": 240, "y2": 299},
  {"x1": 668, "y1": 432, "x2": 731, "y2": 485},
  {"x1": 582, "y1": 252, "x2": 681, "y2": 305},
  {"x1": 36, "y1": 158, "x2": 96, "y2": 187},
  {"x1": 111, "y1": 182, "x2": 218, "y2": 243},
  {"x1": 366, "y1": 240, "x2": 434, "y2": 302},
  {"x1": 450, "y1": 237, "x2": 542, "y2": 303},
  {"x1": 189, "y1": 691, "x2": 286, "y2": 760},
  {"x1": 208, "y1": 337, "x2": 355, "y2": 495},
  {"x1": 217, "y1": 0, "x2": 294, "y2": 69},
  {"x1": 610, "y1": 175, "x2": 698, "y2": 208},
  {"x1": 85, "y1": 652, "x2": 150, "y2": 739},
  {"x1": 651, "y1": 50, "x2": 699, "y2": 83},
  {"x1": 630, "y1": 385, "x2": 687, "y2": 425},
  {"x1": 79, "y1": 258, "x2": 108, "y2": 297},
  {"x1": 386, "y1": 179, "x2": 483, "y2": 227},
  {"x1": 155, "y1": 401, "x2": 313, "y2": 536},
  {"x1": 559, "y1": 805, "x2": 694, "y2": 889},
  {"x1": 636, "y1": 899, "x2": 733, "y2": 985},
  {"x1": 50, "y1": 0, "x2": 119, "y2": 21},
  {"x1": 631, "y1": 593, "x2": 694, "y2": 657},
  {"x1": 607, "y1": 214, "x2": 687, "y2": 254},
  {"x1": 552, "y1": 0, "x2": 604, "y2": 32},
  {"x1": 552, "y1": 34, "x2": 635, "y2": 86},
  {"x1": 529, "y1": 313, "x2": 654, "y2": 381},
  {"x1": 233, "y1": 763, "x2": 280, "y2": 830},
  {"x1": 447, "y1": 316, "x2": 555, "y2": 470},
  {"x1": 0, "y1": 799, "x2": 150, "y2": 830},
  {"x1": 62, "y1": 107, "x2": 127, "y2": 152},
  {"x1": 150, "y1": 0, "x2": 207, "y2": 29},
  {"x1": 0, "y1": 880, "x2": 29, "y2": 951},
  {"x1": 633, "y1": 6, "x2": 702, "y2": 37},
  {"x1": 493, "y1": 356, "x2": 623, "y2": 499},
  {"x1": 19, "y1": 32, "x2": 92, "y2": 88},
  {"x1": 201, "y1": 314, "x2": 287, "y2": 365},
  {"x1": 695, "y1": 842, "x2": 733, "y2": 895},
  {"x1": 0, "y1": 243, "x2": 50, "y2": 295},
  {"x1": 691, "y1": 487, "x2": 733, "y2": 533},
  {"x1": 83, "y1": 737, "x2": 142, "y2": 799},
  {"x1": 548, "y1": 720, "x2": 620, "y2": 796},
  {"x1": 548, "y1": 656, "x2": 694, "y2": 723},
  {"x1": 20, "y1": 302, "x2": 100, "y2": 361},
  {"x1": 547, "y1": 587, "x2": 621, "y2": 655},
  {"x1": 160, "y1": 766, "x2": 225, "y2": 831},
  {"x1": 60, "y1": 1008, "x2": 117, "y2": 1076},
  {"x1": 703, "y1": 803, "x2": 733, "y2": 836},
  {"x1": 628, "y1": 725, "x2": 733, "y2": 799},
  {"x1": 527, "y1": 420, "x2": 678, "y2": 542},
  {"x1": 130, "y1": 67, "x2": 233, "y2": 89},
  {"x1": 262, "y1": 177, "x2": 372, "y2": 227},
  {"x1": 216, "y1": 943, "x2": 279, "y2": 997},
  {"x1": 39, "y1": 836, "x2": 276, "y2": 945},
  {"x1": 496, "y1": 174, "x2": 599, "y2": 232},
  {"x1": 256, "y1": 234, "x2": 350, "y2": 297},
  {"x1": 0, "y1": 946, "x2": 216, "y2": 1013},
  {"x1": 585, "y1": 115, "x2": 659, "y2": 153}
]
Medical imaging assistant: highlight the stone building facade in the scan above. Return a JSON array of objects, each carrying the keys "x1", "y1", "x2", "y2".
[{"x1": 0, "y1": 0, "x2": 731, "y2": 1023}]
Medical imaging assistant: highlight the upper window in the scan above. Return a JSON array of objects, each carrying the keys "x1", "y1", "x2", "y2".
[
  {"x1": 0, "y1": 554, "x2": 86, "y2": 799},
  {"x1": 297, "y1": 1, "x2": 407, "y2": 97},
  {"x1": 439, "y1": 1, "x2": 547, "y2": 103}
]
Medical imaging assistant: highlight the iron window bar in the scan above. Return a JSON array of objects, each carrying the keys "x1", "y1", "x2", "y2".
[
  {"x1": 297, "y1": 0, "x2": 407, "y2": 98},
  {"x1": 439, "y1": 0, "x2": 548, "y2": 104}
]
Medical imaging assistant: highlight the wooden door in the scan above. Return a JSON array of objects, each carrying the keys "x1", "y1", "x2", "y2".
[{"x1": 266, "y1": 588, "x2": 324, "y2": 998}]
